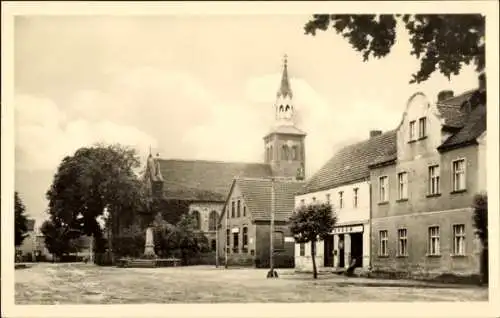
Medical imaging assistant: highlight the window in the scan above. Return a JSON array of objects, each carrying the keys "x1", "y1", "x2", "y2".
[
  {"x1": 208, "y1": 211, "x2": 218, "y2": 231},
  {"x1": 273, "y1": 231, "x2": 285, "y2": 250},
  {"x1": 398, "y1": 229, "x2": 408, "y2": 256},
  {"x1": 326, "y1": 193, "x2": 331, "y2": 204},
  {"x1": 338, "y1": 191, "x2": 344, "y2": 209},
  {"x1": 265, "y1": 147, "x2": 270, "y2": 162},
  {"x1": 233, "y1": 232, "x2": 239, "y2": 253},
  {"x1": 418, "y1": 117, "x2": 427, "y2": 138},
  {"x1": 192, "y1": 210, "x2": 201, "y2": 229},
  {"x1": 428, "y1": 165, "x2": 440, "y2": 195},
  {"x1": 397, "y1": 172, "x2": 408, "y2": 200},
  {"x1": 242, "y1": 227, "x2": 248, "y2": 253},
  {"x1": 211, "y1": 239, "x2": 216, "y2": 251},
  {"x1": 428, "y1": 226, "x2": 440, "y2": 256},
  {"x1": 243, "y1": 205, "x2": 246, "y2": 217},
  {"x1": 312, "y1": 197, "x2": 316, "y2": 202},
  {"x1": 452, "y1": 159, "x2": 466, "y2": 191},
  {"x1": 379, "y1": 230, "x2": 388, "y2": 256},
  {"x1": 226, "y1": 229, "x2": 230, "y2": 247},
  {"x1": 409, "y1": 120, "x2": 416, "y2": 140},
  {"x1": 300, "y1": 199, "x2": 305, "y2": 206},
  {"x1": 353, "y1": 188, "x2": 359, "y2": 208},
  {"x1": 453, "y1": 224, "x2": 466, "y2": 256},
  {"x1": 291, "y1": 145, "x2": 299, "y2": 160},
  {"x1": 281, "y1": 145, "x2": 289, "y2": 160},
  {"x1": 299, "y1": 243, "x2": 305, "y2": 256},
  {"x1": 231, "y1": 201, "x2": 235, "y2": 218},
  {"x1": 237, "y1": 200, "x2": 241, "y2": 217},
  {"x1": 379, "y1": 176, "x2": 389, "y2": 202},
  {"x1": 269, "y1": 145, "x2": 273, "y2": 161}
]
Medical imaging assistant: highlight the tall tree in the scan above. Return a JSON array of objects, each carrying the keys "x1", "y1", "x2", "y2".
[
  {"x1": 46, "y1": 143, "x2": 145, "y2": 253},
  {"x1": 289, "y1": 203, "x2": 336, "y2": 279},
  {"x1": 304, "y1": 14, "x2": 485, "y2": 83},
  {"x1": 15, "y1": 191, "x2": 29, "y2": 247}
]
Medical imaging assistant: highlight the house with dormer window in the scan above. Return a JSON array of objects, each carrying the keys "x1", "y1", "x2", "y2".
[{"x1": 369, "y1": 74, "x2": 486, "y2": 276}]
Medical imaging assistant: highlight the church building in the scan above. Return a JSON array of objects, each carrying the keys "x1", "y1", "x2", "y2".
[{"x1": 144, "y1": 56, "x2": 307, "y2": 264}]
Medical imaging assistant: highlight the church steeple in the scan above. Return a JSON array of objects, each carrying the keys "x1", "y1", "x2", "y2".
[
  {"x1": 264, "y1": 54, "x2": 307, "y2": 180},
  {"x1": 275, "y1": 54, "x2": 295, "y2": 125},
  {"x1": 277, "y1": 54, "x2": 293, "y2": 99}
]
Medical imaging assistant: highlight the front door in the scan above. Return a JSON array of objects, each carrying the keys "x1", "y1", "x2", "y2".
[
  {"x1": 338, "y1": 234, "x2": 345, "y2": 268},
  {"x1": 323, "y1": 234, "x2": 334, "y2": 267}
]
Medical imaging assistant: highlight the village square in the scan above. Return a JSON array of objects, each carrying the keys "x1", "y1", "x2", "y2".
[{"x1": 8, "y1": 8, "x2": 493, "y2": 306}]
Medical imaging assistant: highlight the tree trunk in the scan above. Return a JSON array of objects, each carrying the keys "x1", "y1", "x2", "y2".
[{"x1": 311, "y1": 240, "x2": 318, "y2": 279}]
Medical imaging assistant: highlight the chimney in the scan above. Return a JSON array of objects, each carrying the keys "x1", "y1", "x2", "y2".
[
  {"x1": 437, "y1": 90, "x2": 454, "y2": 102},
  {"x1": 370, "y1": 130, "x2": 382, "y2": 138}
]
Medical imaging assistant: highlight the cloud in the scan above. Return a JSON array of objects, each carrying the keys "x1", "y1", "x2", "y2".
[{"x1": 15, "y1": 94, "x2": 158, "y2": 172}]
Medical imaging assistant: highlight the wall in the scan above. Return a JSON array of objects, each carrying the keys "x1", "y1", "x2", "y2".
[
  {"x1": 371, "y1": 145, "x2": 479, "y2": 219},
  {"x1": 255, "y1": 222, "x2": 295, "y2": 268},
  {"x1": 265, "y1": 133, "x2": 306, "y2": 178},
  {"x1": 217, "y1": 183, "x2": 256, "y2": 264},
  {"x1": 371, "y1": 208, "x2": 480, "y2": 275},
  {"x1": 189, "y1": 201, "x2": 223, "y2": 248}
]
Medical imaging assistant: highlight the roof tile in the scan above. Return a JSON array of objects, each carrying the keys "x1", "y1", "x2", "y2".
[
  {"x1": 300, "y1": 130, "x2": 397, "y2": 194},
  {"x1": 235, "y1": 178, "x2": 305, "y2": 222},
  {"x1": 157, "y1": 159, "x2": 272, "y2": 201}
]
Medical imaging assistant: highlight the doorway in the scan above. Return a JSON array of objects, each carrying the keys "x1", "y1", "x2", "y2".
[
  {"x1": 338, "y1": 234, "x2": 345, "y2": 268},
  {"x1": 323, "y1": 234, "x2": 334, "y2": 267},
  {"x1": 350, "y1": 232, "x2": 363, "y2": 267}
]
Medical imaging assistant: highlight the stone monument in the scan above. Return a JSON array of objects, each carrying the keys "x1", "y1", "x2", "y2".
[{"x1": 143, "y1": 226, "x2": 156, "y2": 258}]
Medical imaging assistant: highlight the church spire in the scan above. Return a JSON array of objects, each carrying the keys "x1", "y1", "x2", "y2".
[{"x1": 277, "y1": 54, "x2": 293, "y2": 99}]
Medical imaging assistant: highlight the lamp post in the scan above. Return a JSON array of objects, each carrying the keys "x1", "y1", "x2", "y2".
[
  {"x1": 215, "y1": 220, "x2": 219, "y2": 268},
  {"x1": 267, "y1": 177, "x2": 278, "y2": 278}
]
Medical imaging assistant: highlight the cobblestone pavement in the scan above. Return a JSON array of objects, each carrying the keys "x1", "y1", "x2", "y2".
[{"x1": 15, "y1": 263, "x2": 488, "y2": 304}]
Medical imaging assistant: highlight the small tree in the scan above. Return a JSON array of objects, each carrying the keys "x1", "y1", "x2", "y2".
[
  {"x1": 289, "y1": 203, "x2": 336, "y2": 279},
  {"x1": 473, "y1": 193, "x2": 488, "y2": 284},
  {"x1": 15, "y1": 191, "x2": 29, "y2": 247},
  {"x1": 40, "y1": 218, "x2": 81, "y2": 261}
]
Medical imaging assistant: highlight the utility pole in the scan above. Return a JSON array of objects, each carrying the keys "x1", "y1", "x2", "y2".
[
  {"x1": 267, "y1": 177, "x2": 278, "y2": 278},
  {"x1": 224, "y1": 204, "x2": 228, "y2": 269},
  {"x1": 215, "y1": 220, "x2": 219, "y2": 268}
]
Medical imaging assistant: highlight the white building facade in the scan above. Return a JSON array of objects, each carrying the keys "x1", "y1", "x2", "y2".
[{"x1": 294, "y1": 181, "x2": 371, "y2": 271}]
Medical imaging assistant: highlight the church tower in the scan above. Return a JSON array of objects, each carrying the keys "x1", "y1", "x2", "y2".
[{"x1": 263, "y1": 55, "x2": 306, "y2": 180}]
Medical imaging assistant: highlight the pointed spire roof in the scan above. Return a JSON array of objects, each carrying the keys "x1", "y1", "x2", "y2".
[{"x1": 277, "y1": 54, "x2": 293, "y2": 99}]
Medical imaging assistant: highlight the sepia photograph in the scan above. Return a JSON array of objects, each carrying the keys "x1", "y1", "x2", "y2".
[{"x1": 2, "y1": 1, "x2": 499, "y2": 317}]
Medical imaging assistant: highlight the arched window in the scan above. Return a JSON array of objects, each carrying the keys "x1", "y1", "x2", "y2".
[
  {"x1": 269, "y1": 145, "x2": 273, "y2": 160},
  {"x1": 237, "y1": 200, "x2": 241, "y2": 217},
  {"x1": 208, "y1": 210, "x2": 218, "y2": 231},
  {"x1": 285, "y1": 105, "x2": 290, "y2": 111},
  {"x1": 281, "y1": 145, "x2": 289, "y2": 160},
  {"x1": 211, "y1": 239, "x2": 217, "y2": 251},
  {"x1": 279, "y1": 105, "x2": 284, "y2": 112},
  {"x1": 192, "y1": 210, "x2": 201, "y2": 229},
  {"x1": 291, "y1": 145, "x2": 298, "y2": 160}
]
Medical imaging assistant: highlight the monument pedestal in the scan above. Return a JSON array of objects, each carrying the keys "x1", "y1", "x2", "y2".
[{"x1": 143, "y1": 227, "x2": 156, "y2": 258}]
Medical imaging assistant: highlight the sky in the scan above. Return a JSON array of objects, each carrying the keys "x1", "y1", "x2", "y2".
[{"x1": 13, "y1": 15, "x2": 479, "y2": 226}]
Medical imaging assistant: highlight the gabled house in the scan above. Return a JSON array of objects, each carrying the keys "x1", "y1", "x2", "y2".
[
  {"x1": 369, "y1": 74, "x2": 487, "y2": 277},
  {"x1": 218, "y1": 177, "x2": 305, "y2": 268},
  {"x1": 294, "y1": 130, "x2": 397, "y2": 272}
]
